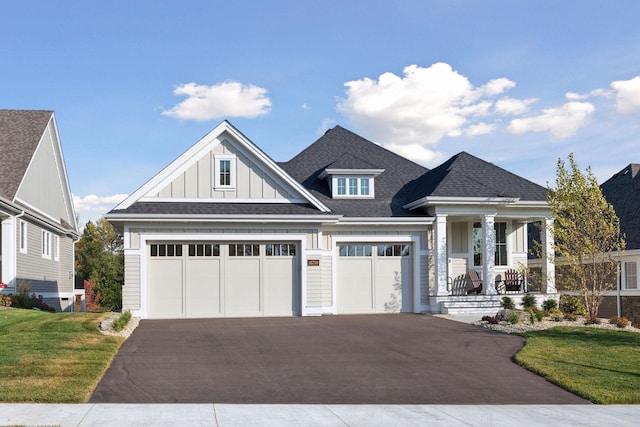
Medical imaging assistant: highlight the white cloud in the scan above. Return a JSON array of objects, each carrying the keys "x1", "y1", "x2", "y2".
[
  {"x1": 565, "y1": 89, "x2": 612, "y2": 101},
  {"x1": 337, "y1": 63, "x2": 515, "y2": 154},
  {"x1": 385, "y1": 143, "x2": 444, "y2": 164},
  {"x1": 301, "y1": 103, "x2": 311, "y2": 110},
  {"x1": 464, "y1": 122, "x2": 496, "y2": 136},
  {"x1": 162, "y1": 81, "x2": 271, "y2": 121},
  {"x1": 73, "y1": 193, "x2": 128, "y2": 226},
  {"x1": 507, "y1": 101, "x2": 595, "y2": 139},
  {"x1": 495, "y1": 97, "x2": 537, "y2": 115},
  {"x1": 611, "y1": 76, "x2": 640, "y2": 114},
  {"x1": 316, "y1": 117, "x2": 336, "y2": 135}
]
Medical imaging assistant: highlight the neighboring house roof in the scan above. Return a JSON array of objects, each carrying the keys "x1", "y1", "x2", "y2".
[
  {"x1": 0, "y1": 109, "x2": 78, "y2": 235},
  {"x1": 0, "y1": 109, "x2": 53, "y2": 200},
  {"x1": 409, "y1": 151, "x2": 548, "y2": 201},
  {"x1": 280, "y1": 125, "x2": 430, "y2": 217},
  {"x1": 601, "y1": 164, "x2": 640, "y2": 249}
]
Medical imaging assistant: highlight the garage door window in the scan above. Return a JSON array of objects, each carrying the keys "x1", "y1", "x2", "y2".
[
  {"x1": 229, "y1": 243, "x2": 260, "y2": 256},
  {"x1": 377, "y1": 244, "x2": 410, "y2": 257},
  {"x1": 188, "y1": 243, "x2": 220, "y2": 257},
  {"x1": 150, "y1": 244, "x2": 183, "y2": 257},
  {"x1": 339, "y1": 244, "x2": 372, "y2": 257},
  {"x1": 266, "y1": 243, "x2": 296, "y2": 256}
]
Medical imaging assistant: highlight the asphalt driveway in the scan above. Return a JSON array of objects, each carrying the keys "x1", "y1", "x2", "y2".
[{"x1": 90, "y1": 315, "x2": 588, "y2": 404}]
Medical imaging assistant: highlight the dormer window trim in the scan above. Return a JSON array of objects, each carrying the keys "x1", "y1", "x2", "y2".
[{"x1": 332, "y1": 176, "x2": 375, "y2": 199}]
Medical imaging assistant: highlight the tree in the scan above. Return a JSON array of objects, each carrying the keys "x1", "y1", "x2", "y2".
[
  {"x1": 548, "y1": 154, "x2": 625, "y2": 321},
  {"x1": 75, "y1": 218, "x2": 124, "y2": 311}
]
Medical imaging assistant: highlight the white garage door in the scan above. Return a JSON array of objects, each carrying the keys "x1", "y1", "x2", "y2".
[
  {"x1": 336, "y1": 243, "x2": 412, "y2": 314},
  {"x1": 147, "y1": 242, "x2": 298, "y2": 318}
]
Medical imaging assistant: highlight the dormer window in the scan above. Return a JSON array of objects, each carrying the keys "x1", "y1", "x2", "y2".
[
  {"x1": 317, "y1": 154, "x2": 384, "y2": 199},
  {"x1": 334, "y1": 176, "x2": 371, "y2": 197}
]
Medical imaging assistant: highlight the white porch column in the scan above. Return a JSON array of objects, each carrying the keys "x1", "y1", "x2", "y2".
[
  {"x1": 542, "y1": 217, "x2": 556, "y2": 294},
  {"x1": 482, "y1": 214, "x2": 497, "y2": 295},
  {"x1": 435, "y1": 214, "x2": 448, "y2": 296},
  {"x1": 1, "y1": 216, "x2": 16, "y2": 287}
]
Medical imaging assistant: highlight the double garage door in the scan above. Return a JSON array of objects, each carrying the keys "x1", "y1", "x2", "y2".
[
  {"x1": 337, "y1": 243, "x2": 412, "y2": 314},
  {"x1": 146, "y1": 242, "x2": 299, "y2": 318}
]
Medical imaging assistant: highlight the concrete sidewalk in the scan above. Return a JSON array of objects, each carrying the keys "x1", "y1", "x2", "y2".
[{"x1": 1, "y1": 403, "x2": 639, "y2": 426}]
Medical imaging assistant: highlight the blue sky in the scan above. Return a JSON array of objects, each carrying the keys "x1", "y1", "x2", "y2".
[{"x1": 2, "y1": 1, "x2": 640, "y2": 225}]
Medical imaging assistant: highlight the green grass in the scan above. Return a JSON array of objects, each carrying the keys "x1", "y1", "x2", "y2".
[
  {"x1": 516, "y1": 327, "x2": 640, "y2": 404},
  {"x1": 0, "y1": 309, "x2": 123, "y2": 403}
]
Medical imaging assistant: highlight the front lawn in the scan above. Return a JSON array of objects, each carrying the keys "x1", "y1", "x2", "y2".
[
  {"x1": 516, "y1": 327, "x2": 640, "y2": 404},
  {"x1": 0, "y1": 309, "x2": 122, "y2": 402}
]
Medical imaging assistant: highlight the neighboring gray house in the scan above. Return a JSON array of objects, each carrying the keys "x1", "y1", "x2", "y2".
[
  {"x1": 598, "y1": 164, "x2": 640, "y2": 323},
  {"x1": 105, "y1": 121, "x2": 554, "y2": 319},
  {"x1": 0, "y1": 110, "x2": 80, "y2": 311}
]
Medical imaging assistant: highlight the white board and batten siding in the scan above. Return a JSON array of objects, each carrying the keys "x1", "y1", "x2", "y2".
[{"x1": 148, "y1": 138, "x2": 299, "y2": 202}]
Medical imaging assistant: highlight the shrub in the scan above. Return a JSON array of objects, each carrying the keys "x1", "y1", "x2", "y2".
[
  {"x1": 585, "y1": 317, "x2": 601, "y2": 325},
  {"x1": 84, "y1": 280, "x2": 102, "y2": 312},
  {"x1": 481, "y1": 315, "x2": 499, "y2": 324},
  {"x1": 548, "y1": 308, "x2": 563, "y2": 321},
  {"x1": 542, "y1": 298, "x2": 558, "y2": 312},
  {"x1": 564, "y1": 312, "x2": 577, "y2": 321},
  {"x1": 559, "y1": 294, "x2": 586, "y2": 315},
  {"x1": 522, "y1": 293, "x2": 537, "y2": 310},
  {"x1": 10, "y1": 293, "x2": 55, "y2": 312},
  {"x1": 527, "y1": 309, "x2": 536, "y2": 324},
  {"x1": 609, "y1": 316, "x2": 630, "y2": 328},
  {"x1": 509, "y1": 312, "x2": 520, "y2": 324},
  {"x1": 501, "y1": 296, "x2": 515, "y2": 310},
  {"x1": 535, "y1": 308, "x2": 544, "y2": 322},
  {"x1": 0, "y1": 294, "x2": 11, "y2": 307},
  {"x1": 111, "y1": 310, "x2": 132, "y2": 332}
]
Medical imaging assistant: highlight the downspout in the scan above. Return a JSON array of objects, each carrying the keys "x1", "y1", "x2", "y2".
[
  {"x1": 617, "y1": 261, "x2": 622, "y2": 318},
  {"x1": 7, "y1": 210, "x2": 25, "y2": 289}
]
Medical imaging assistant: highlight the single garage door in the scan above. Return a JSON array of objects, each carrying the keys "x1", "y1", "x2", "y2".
[
  {"x1": 147, "y1": 242, "x2": 299, "y2": 318},
  {"x1": 336, "y1": 243, "x2": 412, "y2": 314}
]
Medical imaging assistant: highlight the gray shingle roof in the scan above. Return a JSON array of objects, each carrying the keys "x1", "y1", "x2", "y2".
[
  {"x1": 601, "y1": 164, "x2": 640, "y2": 249},
  {"x1": 280, "y1": 125, "x2": 429, "y2": 217},
  {"x1": 410, "y1": 151, "x2": 547, "y2": 201},
  {"x1": 109, "y1": 202, "x2": 330, "y2": 216},
  {"x1": 0, "y1": 110, "x2": 52, "y2": 200}
]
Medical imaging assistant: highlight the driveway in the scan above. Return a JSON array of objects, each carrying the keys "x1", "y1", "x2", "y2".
[{"x1": 90, "y1": 315, "x2": 588, "y2": 404}]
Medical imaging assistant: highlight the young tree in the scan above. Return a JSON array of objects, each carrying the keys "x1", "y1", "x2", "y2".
[
  {"x1": 548, "y1": 154, "x2": 625, "y2": 321},
  {"x1": 75, "y1": 218, "x2": 124, "y2": 311}
]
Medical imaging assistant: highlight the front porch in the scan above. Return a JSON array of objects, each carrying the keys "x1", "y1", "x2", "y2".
[{"x1": 435, "y1": 293, "x2": 557, "y2": 315}]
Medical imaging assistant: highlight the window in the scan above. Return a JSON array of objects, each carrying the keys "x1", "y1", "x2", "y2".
[
  {"x1": 214, "y1": 154, "x2": 236, "y2": 189},
  {"x1": 53, "y1": 235, "x2": 59, "y2": 261},
  {"x1": 188, "y1": 244, "x2": 220, "y2": 257},
  {"x1": 265, "y1": 243, "x2": 296, "y2": 256},
  {"x1": 348, "y1": 178, "x2": 358, "y2": 195},
  {"x1": 229, "y1": 243, "x2": 260, "y2": 256},
  {"x1": 494, "y1": 222, "x2": 507, "y2": 266},
  {"x1": 360, "y1": 178, "x2": 370, "y2": 196},
  {"x1": 19, "y1": 220, "x2": 27, "y2": 253},
  {"x1": 473, "y1": 222, "x2": 507, "y2": 266},
  {"x1": 338, "y1": 244, "x2": 372, "y2": 257},
  {"x1": 625, "y1": 262, "x2": 637, "y2": 289},
  {"x1": 332, "y1": 176, "x2": 374, "y2": 198},
  {"x1": 150, "y1": 244, "x2": 183, "y2": 257},
  {"x1": 377, "y1": 244, "x2": 410, "y2": 257},
  {"x1": 41, "y1": 230, "x2": 51, "y2": 259}
]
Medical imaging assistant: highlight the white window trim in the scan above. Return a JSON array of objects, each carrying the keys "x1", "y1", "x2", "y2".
[
  {"x1": 42, "y1": 230, "x2": 51, "y2": 259},
  {"x1": 19, "y1": 220, "x2": 27, "y2": 254},
  {"x1": 331, "y1": 176, "x2": 375, "y2": 199},
  {"x1": 213, "y1": 154, "x2": 237, "y2": 190}
]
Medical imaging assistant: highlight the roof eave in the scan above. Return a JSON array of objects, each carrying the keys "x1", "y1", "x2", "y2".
[{"x1": 404, "y1": 196, "x2": 523, "y2": 210}]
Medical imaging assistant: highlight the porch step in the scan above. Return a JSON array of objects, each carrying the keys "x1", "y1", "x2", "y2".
[{"x1": 439, "y1": 296, "x2": 503, "y2": 315}]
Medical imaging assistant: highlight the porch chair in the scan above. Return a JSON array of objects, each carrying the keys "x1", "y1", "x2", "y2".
[
  {"x1": 465, "y1": 270, "x2": 483, "y2": 295},
  {"x1": 504, "y1": 269, "x2": 524, "y2": 293}
]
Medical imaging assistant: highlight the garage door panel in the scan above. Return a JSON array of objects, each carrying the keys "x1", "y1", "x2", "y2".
[
  {"x1": 186, "y1": 258, "x2": 222, "y2": 318},
  {"x1": 263, "y1": 257, "x2": 296, "y2": 316},
  {"x1": 375, "y1": 258, "x2": 411, "y2": 313},
  {"x1": 148, "y1": 259, "x2": 184, "y2": 318},
  {"x1": 227, "y1": 259, "x2": 261, "y2": 316},
  {"x1": 337, "y1": 258, "x2": 373, "y2": 314}
]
